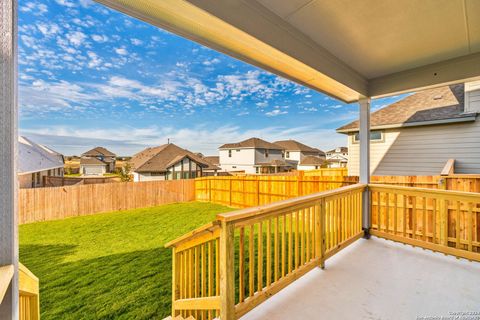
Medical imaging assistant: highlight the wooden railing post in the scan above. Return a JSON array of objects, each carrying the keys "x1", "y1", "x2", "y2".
[
  {"x1": 219, "y1": 221, "x2": 235, "y2": 320},
  {"x1": 171, "y1": 247, "x2": 179, "y2": 317},
  {"x1": 317, "y1": 199, "x2": 326, "y2": 269}
]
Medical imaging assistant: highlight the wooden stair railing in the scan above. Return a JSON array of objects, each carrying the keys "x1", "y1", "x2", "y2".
[
  {"x1": 0, "y1": 263, "x2": 40, "y2": 320},
  {"x1": 166, "y1": 184, "x2": 366, "y2": 320}
]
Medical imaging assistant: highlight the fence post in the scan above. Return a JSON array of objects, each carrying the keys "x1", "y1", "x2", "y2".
[
  {"x1": 219, "y1": 221, "x2": 235, "y2": 320},
  {"x1": 229, "y1": 179, "x2": 232, "y2": 206}
]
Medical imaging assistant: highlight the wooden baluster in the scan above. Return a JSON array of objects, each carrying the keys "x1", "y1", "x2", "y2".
[
  {"x1": 432, "y1": 199, "x2": 437, "y2": 244},
  {"x1": 423, "y1": 197, "x2": 427, "y2": 242},
  {"x1": 188, "y1": 249, "x2": 192, "y2": 298},
  {"x1": 301, "y1": 209, "x2": 305, "y2": 265},
  {"x1": 306, "y1": 207, "x2": 311, "y2": 262},
  {"x1": 195, "y1": 246, "x2": 200, "y2": 299},
  {"x1": 295, "y1": 211, "x2": 299, "y2": 269},
  {"x1": 456, "y1": 201, "x2": 461, "y2": 249},
  {"x1": 216, "y1": 238, "x2": 220, "y2": 296},
  {"x1": 274, "y1": 216, "x2": 279, "y2": 282},
  {"x1": 249, "y1": 224, "x2": 254, "y2": 297},
  {"x1": 377, "y1": 192, "x2": 381, "y2": 232},
  {"x1": 443, "y1": 200, "x2": 449, "y2": 247},
  {"x1": 288, "y1": 213, "x2": 293, "y2": 273},
  {"x1": 239, "y1": 227, "x2": 245, "y2": 303},
  {"x1": 386, "y1": 192, "x2": 390, "y2": 234},
  {"x1": 412, "y1": 197, "x2": 417, "y2": 240},
  {"x1": 201, "y1": 244, "x2": 207, "y2": 319},
  {"x1": 320, "y1": 200, "x2": 326, "y2": 269},
  {"x1": 258, "y1": 221, "x2": 263, "y2": 292},
  {"x1": 171, "y1": 247, "x2": 178, "y2": 317},
  {"x1": 282, "y1": 214, "x2": 286, "y2": 278},
  {"x1": 468, "y1": 203, "x2": 473, "y2": 253},
  {"x1": 403, "y1": 194, "x2": 407, "y2": 238},
  {"x1": 393, "y1": 193, "x2": 398, "y2": 236},
  {"x1": 266, "y1": 219, "x2": 272, "y2": 287},
  {"x1": 208, "y1": 241, "x2": 214, "y2": 320}
]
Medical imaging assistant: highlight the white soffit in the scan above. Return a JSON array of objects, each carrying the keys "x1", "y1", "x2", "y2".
[{"x1": 96, "y1": 0, "x2": 480, "y2": 102}]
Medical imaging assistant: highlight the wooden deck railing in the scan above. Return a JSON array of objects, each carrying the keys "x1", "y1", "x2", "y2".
[
  {"x1": 166, "y1": 184, "x2": 366, "y2": 320},
  {"x1": 370, "y1": 184, "x2": 480, "y2": 262},
  {"x1": 0, "y1": 263, "x2": 40, "y2": 320}
]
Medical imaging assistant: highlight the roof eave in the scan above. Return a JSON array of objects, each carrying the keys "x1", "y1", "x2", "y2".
[{"x1": 336, "y1": 115, "x2": 477, "y2": 134}]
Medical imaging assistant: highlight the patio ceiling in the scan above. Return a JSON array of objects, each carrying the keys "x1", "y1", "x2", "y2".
[{"x1": 96, "y1": 0, "x2": 480, "y2": 103}]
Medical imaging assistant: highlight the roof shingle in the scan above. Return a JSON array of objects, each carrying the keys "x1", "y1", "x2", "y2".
[{"x1": 219, "y1": 137, "x2": 283, "y2": 150}]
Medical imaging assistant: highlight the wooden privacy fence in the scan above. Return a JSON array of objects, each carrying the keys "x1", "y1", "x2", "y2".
[
  {"x1": 165, "y1": 184, "x2": 366, "y2": 320},
  {"x1": 195, "y1": 175, "x2": 359, "y2": 208},
  {"x1": 196, "y1": 175, "x2": 480, "y2": 209},
  {"x1": 18, "y1": 179, "x2": 195, "y2": 224},
  {"x1": 370, "y1": 184, "x2": 480, "y2": 262},
  {"x1": 43, "y1": 175, "x2": 121, "y2": 187}
]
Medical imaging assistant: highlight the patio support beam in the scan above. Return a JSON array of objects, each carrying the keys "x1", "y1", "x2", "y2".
[
  {"x1": 0, "y1": 0, "x2": 19, "y2": 319},
  {"x1": 359, "y1": 98, "x2": 371, "y2": 238}
]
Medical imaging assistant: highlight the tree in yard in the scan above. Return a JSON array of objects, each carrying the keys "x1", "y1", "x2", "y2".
[{"x1": 120, "y1": 162, "x2": 132, "y2": 182}]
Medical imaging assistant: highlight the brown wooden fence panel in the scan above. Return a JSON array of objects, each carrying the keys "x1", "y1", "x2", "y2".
[{"x1": 19, "y1": 179, "x2": 196, "y2": 224}]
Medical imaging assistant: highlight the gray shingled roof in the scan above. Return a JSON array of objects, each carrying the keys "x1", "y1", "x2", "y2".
[
  {"x1": 80, "y1": 157, "x2": 108, "y2": 166},
  {"x1": 82, "y1": 147, "x2": 116, "y2": 157},
  {"x1": 337, "y1": 84, "x2": 476, "y2": 133},
  {"x1": 299, "y1": 156, "x2": 325, "y2": 166},
  {"x1": 18, "y1": 136, "x2": 64, "y2": 174},
  {"x1": 219, "y1": 137, "x2": 283, "y2": 150},
  {"x1": 273, "y1": 140, "x2": 324, "y2": 155}
]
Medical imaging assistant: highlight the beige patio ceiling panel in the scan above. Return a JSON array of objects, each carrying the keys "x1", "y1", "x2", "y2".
[{"x1": 95, "y1": 0, "x2": 480, "y2": 102}]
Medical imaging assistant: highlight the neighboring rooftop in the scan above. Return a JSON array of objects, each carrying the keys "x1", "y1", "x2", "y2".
[
  {"x1": 299, "y1": 156, "x2": 325, "y2": 166},
  {"x1": 82, "y1": 147, "x2": 116, "y2": 157},
  {"x1": 327, "y1": 147, "x2": 348, "y2": 154},
  {"x1": 202, "y1": 156, "x2": 220, "y2": 166},
  {"x1": 337, "y1": 84, "x2": 476, "y2": 133},
  {"x1": 130, "y1": 143, "x2": 215, "y2": 173},
  {"x1": 219, "y1": 138, "x2": 283, "y2": 150},
  {"x1": 274, "y1": 140, "x2": 324, "y2": 155},
  {"x1": 80, "y1": 157, "x2": 108, "y2": 166},
  {"x1": 18, "y1": 136, "x2": 64, "y2": 174}
]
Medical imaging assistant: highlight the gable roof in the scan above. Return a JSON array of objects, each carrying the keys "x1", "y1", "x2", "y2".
[
  {"x1": 82, "y1": 147, "x2": 116, "y2": 157},
  {"x1": 203, "y1": 156, "x2": 219, "y2": 165},
  {"x1": 273, "y1": 140, "x2": 324, "y2": 154},
  {"x1": 299, "y1": 156, "x2": 325, "y2": 166},
  {"x1": 219, "y1": 137, "x2": 283, "y2": 150},
  {"x1": 327, "y1": 147, "x2": 348, "y2": 154},
  {"x1": 131, "y1": 143, "x2": 212, "y2": 173},
  {"x1": 337, "y1": 84, "x2": 477, "y2": 133},
  {"x1": 18, "y1": 136, "x2": 64, "y2": 174},
  {"x1": 80, "y1": 157, "x2": 108, "y2": 166}
]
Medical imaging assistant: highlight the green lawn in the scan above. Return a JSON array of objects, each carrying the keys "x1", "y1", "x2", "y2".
[{"x1": 20, "y1": 202, "x2": 233, "y2": 320}]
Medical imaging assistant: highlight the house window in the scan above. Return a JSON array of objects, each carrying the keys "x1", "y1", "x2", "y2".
[
  {"x1": 353, "y1": 130, "x2": 383, "y2": 143},
  {"x1": 286, "y1": 151, "x2": 290, "y2": 158},
  {"x1": 228, "y1": 150, "x2": 232, "y2": 157},
  {"x1": 264, "y1": 149, "x2": 269, "y2": 158},
  {"x1": 256, "y1": 167, "x2": 259, "y2": 174},
  {"x1": 36, "y1": 172, "x2": 40, "y2": 185}
]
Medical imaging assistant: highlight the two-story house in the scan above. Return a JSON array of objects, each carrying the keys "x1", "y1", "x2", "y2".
[
  {"x1": 274, "y1": 140, "x2": 325, "y2": 169},
  {"x1": 337, "y1": 82, "x2": 480, "y2": 176},
  {"x1": 325, "y1": 147, "x2": 348, "y2": 168},
  {"x1": 219, "y1": 138, "x2": 292, "y2": 174}
]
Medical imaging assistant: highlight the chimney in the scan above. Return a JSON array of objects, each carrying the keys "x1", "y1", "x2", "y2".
[{"x1": 464, "y1": 80, "x2": 480, "y2": 113}]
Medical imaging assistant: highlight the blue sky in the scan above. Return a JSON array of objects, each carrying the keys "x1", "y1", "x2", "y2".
[{"x1": 18, "y1": 0, "x2": 403, "y2": 156}]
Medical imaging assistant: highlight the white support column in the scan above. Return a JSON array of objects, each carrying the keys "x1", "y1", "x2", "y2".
[
  {"x1": 0, "y1": 0, "x2": 19, "y2": 319},
  {"x1": 359, "y1": 97, "x2": 371, "y2": 238}
]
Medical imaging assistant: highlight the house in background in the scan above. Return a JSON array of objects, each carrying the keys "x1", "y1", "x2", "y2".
[
  {"x1": 201, "y1": 156, "x2": 224, "y2": 176},
  {"x1": 219, "y1": 137, "x2": 292, "y2": 174},
  {"x1": 297, "y1": 156, "x2": 326, "y2": 171},
  {"x1": 325, "y1": 147, "x2": 348, "y2": 168},
  {"x1": 18, "y1": 136, "x2": 64, "y2": 188},
  {"x1": 80, "y1": 147, "x2": 116, "y2": 176},
  {"x1": 130, "y1": 143, "x2": 214, "y2": 181},
  {"x1": 273, "y1": 140, "x2": 325, "y2": 167},
  {"x1": 337, "y1": 82, "x2": 480, "y2": 176}
]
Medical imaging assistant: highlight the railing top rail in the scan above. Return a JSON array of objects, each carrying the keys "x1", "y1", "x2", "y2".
[
  {"x1": 165, "y1": 221, "x2": 220, "y2": 248},
  {"x1": 0, "y1": 264, "x2": 14, "y2": 303},
  {"x1": 369, "y1": 184, "x2": 480, "y2": 202},
  {"x1": 217, "y1": 183, "x2": 367, "y2": 223}
]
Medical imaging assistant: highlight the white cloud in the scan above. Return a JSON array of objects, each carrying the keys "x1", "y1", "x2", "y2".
[
  {"x1": 87, "y1": 51, "x2": 103, "y2": 69},
  {"x1": 37, "y1": 22, "x2": 60, "y2": 37},
  {"x1": 55, "y1": 0, "x2": 76, "y2": 7},
  {"x1": 66, "y1": 31, "x2": 87, "y2": 47},
  {"x1": 91, "y1": 34, "x2": 109, "y2": 43},
  {"x1": 203, "y1": 58, "x2": 220, "y2": 66},
  {"x1": 115, "y1": 47, "x2": 128, "y2": 55},
  {"x1": 20, "y1": 2, "x2": 48, "y2": 15},
  {"x1": 265, "y1": 109, "x2": 288, "y2": 117},
  {"x1": 130, "y1": 38, "x2": 143, "y2": 46}
]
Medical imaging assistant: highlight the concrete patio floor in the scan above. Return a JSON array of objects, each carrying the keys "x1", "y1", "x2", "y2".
[{"x1": 241, "y1": 237, "x2": 480, "y2": 320}]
